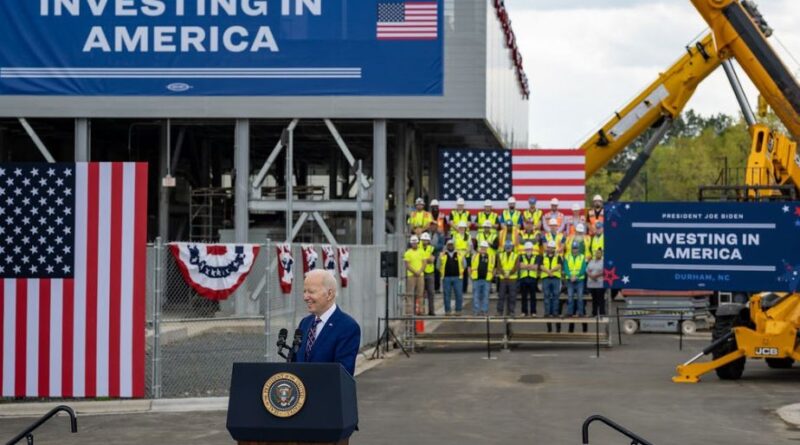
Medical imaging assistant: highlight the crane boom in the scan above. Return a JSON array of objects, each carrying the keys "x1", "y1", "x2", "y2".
[{"x1": 582, "y1": 33, "x2": 723, "y2": 177}]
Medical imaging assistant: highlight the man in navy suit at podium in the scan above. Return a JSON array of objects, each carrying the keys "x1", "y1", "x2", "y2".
[{"x1": 294, "y1": 269, "x2": 361, "y2": 375}]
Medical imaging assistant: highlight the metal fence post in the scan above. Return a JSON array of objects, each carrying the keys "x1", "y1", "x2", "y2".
[
  {"x1": 152, "y1": 236, "x2": 163, "y2": 399},
  {"x1": 264, "y1": 239, "x2": 272, "y2": 362}
]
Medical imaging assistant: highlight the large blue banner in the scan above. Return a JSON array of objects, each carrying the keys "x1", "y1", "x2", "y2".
[
  {"x1": 0, "y1": 0, "x2": 443, "y2": 96},
  {"x1": 604, "y1": 202, "x2": 800, "y2": 292}
]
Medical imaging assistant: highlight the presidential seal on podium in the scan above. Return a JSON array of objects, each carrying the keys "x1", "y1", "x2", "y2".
[{"x1": 262, "y1": 372, "x2": 307, "y2": 418}]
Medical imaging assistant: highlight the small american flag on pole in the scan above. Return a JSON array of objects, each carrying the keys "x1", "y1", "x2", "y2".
[
  {"x1": 438, "y1": 149, "x2": 586, "y2": 211},
  {"x1": 1, "y1": 162, "x2": 148, "y2": 398},
  {"x1": 377, "y1": 1, "x2": 439, "y2": 40}
]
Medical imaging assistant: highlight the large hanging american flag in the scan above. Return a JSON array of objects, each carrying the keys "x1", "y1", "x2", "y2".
[
  {"x1": 437, "y1": 149, "x2": 585, "y2": 211},
  {"x1": 1, "y1": 163, "x2": 148, "y2": 398}
]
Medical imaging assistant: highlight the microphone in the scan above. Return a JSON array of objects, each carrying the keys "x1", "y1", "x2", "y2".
[
  {"x1": 276, "y1": 328, "x2": 288, "y2": 348},
  {"x1": 276, "y1": 328, "x2": 289, "y2": 360},
  {"x1": 291, "y1": 329, "x2": 303, "y2": 354}
]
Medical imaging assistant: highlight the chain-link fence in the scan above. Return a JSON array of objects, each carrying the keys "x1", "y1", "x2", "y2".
[{"x1": 149, "y1": 239, "x2": 393, "y2": 399}]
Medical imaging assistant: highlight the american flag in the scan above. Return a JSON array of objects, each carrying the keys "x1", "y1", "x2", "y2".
[
  {"x1": 377, "y1": 1, "x2": 439, "y2": 40},
  {"x1": 437, "y1": 149, "x2": 586, "y2": 211},
  {"x1": 1, "y1": 163, "x2": 148, "y2": 398}
]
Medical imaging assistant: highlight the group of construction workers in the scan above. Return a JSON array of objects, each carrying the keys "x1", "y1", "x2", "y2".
[{"x1": 403, "y1": 195, "x2": 607, "y2": 321}]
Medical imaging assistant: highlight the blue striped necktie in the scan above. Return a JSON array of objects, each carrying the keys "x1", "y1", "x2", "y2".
[{"x1": 305, "y1": 317, "x2": 322, "y2": 360}]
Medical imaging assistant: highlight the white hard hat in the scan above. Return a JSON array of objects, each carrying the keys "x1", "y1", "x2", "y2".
[
  {"x1": 593, "y1": 195, "x2": 603, "y2": 202},
  {"x1": 571, "y1": 203, "x2": 580, "y2": 211},
  {"x1": 546, "y1": 241, "x2": 556, "y2": 248},
  {"x1": 410, "y1": 235, "x2": 419, "y2": 243},
  {"x1": 456, "y1": 197, "x2": 465, "y2": 205},
  {"x1": 415, "y1": 197, "x2": 424, "y2": 205},
  {"x1": 482, "y1": 220, "x2": 492, "y2": 228},
  {"x1": 484, "y1": 199, "x2": 493, "y2": 207},
  {"x1": 524, "y1": 242, "x2": 534, "y2": 250},
  {"x1": 479, "y1": 240, "x2": 489, "y2": 248},
  {"x1": 457, "y1": 221, "x2": 468, "y2": 228},
  {"x1": 576, "y1": 223, "x2": 586, "y2": 233},
  {"x1": 548, "y1": 218, "x2": 558, "y2": 225},
  {"x1": 430, "y1": 199, "x2": 439, "y2": 206},
  {"x1": 420, "y1": 232, "x2": 431, "y2": 241},
  {"x1": 550, "y1": 198, "x2": 559, "y2": 206},
  {"x1": 507, "y1": 196, "x2": 516, "y2": 204}
]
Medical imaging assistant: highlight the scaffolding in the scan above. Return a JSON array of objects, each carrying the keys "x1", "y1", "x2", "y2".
[{"x1": 189, "y1": 187, "x2": 233, "y2": 242}]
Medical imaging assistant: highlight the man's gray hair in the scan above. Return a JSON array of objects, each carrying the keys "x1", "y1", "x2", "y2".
[{"x1": 307, "y1": 269, "x2": 337, "y2": 294}]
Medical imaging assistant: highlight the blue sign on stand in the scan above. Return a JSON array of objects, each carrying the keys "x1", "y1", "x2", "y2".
[
  {"x1": 0, "y1": 0, "x2": 443, "y2": 96},
  {"x1": 604, "y1": 202, "x2": 800, "y2": 292}
]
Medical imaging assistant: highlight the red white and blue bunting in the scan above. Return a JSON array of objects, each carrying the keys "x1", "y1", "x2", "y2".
[
  {"x1": 170, "y1": 243, "x2": 260, "y2": 301},
  {"x1": 301, "y1": 244, "x2": 318, "y2": 277},
  {"x1": 276, "y1": 243, "x2": 295, "y2": 294},
  {"x1": 322, "y1": 245, "x2": 337, "y2": 277},
  {"x1": 338, "y1": 246, "x2": 350, "y2": 288}
]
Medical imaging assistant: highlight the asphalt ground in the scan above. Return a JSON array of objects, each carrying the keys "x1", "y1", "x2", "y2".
[{"x1": 3, "y1": 333, "x2": 800, "y2": 444}]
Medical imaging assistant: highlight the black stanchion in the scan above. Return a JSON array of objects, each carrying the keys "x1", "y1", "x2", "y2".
[{"x1": 595, "y1": 313, "x2": 600, "y2": 358}]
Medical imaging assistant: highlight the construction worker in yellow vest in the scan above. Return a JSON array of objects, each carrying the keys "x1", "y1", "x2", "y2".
[
  {"x1": 429, "y1": 199, "x2": 446, "y2": 234},
  {"x1": 543, "y1": 198, "x2": 566, "y2": 234},
  {"x1": 523, "y1": 197, "x2": 543, "y2": 230},
  {"x1": 403, "y1": 235, "x2": 427, "y2": 315},
  {"x1": 518, "y1": 241, "x2": 540, "y2": 317},
  {"x1": 453, "y1": 220, "x2": 473, "y2": 295},
  {"x1": 498, "y1": 220, "x2": 520, "y2": 251},
  {"x1": 448, "y1": 197, "x2": 472, "y2": 234},
  {"x1": 564, "y1": 241, "x2": 588, "y2": 317},
  {"x1": 420, "y1": 232, "x2": 436, "y2": 316},
  {"x1": 407, "y1": 197, "x2": 433, "y2": 236},
  {"x1": 544, "y1": 217, "x2": 566, "y2": 254},
  {"x1": 470, "y1": 241, "x2": 495, "y2": 316},
  {"x1": 496, "y1": 242, "x2": 519, "y2": 317},
  {"x1": 518, "y1": 221, "x2": 541, "y2": 255},
  {"x1": 591, "y1": 221, "x2": 604, "y2": 255},
  {"x1": 540, "y1": 240, "x2": 563, "y2": 320},
  {"x1": 566, "y1": 223, "x2": 592, "y2": 257},
  {"x1": 438, "y1": 239, "x2": 466, "y2": 316},
  {"x1": 475, "y1": 220, "x2": 499, "y2": 256},
  {"x1": 476, "y1": 199, "x2": 499, "y2": 235},
  {"x1": 500, "y1": 196, "x2": 523, "y2": 228}
]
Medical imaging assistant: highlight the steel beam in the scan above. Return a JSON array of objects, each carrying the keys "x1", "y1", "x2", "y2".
[
  {"x1": 249, "y1": 199, "x2": 373, "y2": 213},
  {"x1": 324, "y1": 118, "x2": 370, "y2": 189},
  {"x1": 251, "y1": 118, "x2": 299, "y2": 191},
  {"x1": 74, "y1": 118, "x2": 90, "y2": 161},
  {"x1": 722, "y1": 60, "x2": 757, "y2": 127},
  {"x1": 18, "y1": 118, "x2": 55, "y2": 163},
  {"x1": 285, "y1": 125, "x2": 294, "y2": 242},
  {"x1": 373, "y1": 119, "x2": 387, "y2": 246},
  {"x1": 312, "y1": 211, "x2": 338, "y2": 245},
  {"x1": 235, "y1": 119, "x2": 250, "y2": 243},
  {"x1": 158, "y1": 121, "x2": 170, "y2": 242}
]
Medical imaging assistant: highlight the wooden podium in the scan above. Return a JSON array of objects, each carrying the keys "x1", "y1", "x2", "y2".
[{"x1": 227, "y1": 363, "x2": 358, "y2": 445}]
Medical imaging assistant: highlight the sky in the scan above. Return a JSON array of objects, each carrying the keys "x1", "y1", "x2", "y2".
[{"x1": 503, "y1": 0, "x2": 800, "y2": 148}]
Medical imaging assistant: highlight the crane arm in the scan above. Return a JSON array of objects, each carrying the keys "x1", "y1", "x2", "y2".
[
  {"x1": 692, "y1": 0, "x2": 800, "y2": 141},
  {"x1": 583, "y1": 33, "x2": 723, "y2": 177}
]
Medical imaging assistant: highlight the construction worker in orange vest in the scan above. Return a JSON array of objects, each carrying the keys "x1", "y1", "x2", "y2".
[
  {"x1": 588, "y1": 195, "x2": 605, "y2": 236},
  {"x1": 564, "y1": 203, "x2": 586, "y2": 236},
  {"x1": 429, "y1": 199, "x2": 446, "y2": 234},
  {"x1": 543, "y1": 198, "x2": 565, "y2": 234}
]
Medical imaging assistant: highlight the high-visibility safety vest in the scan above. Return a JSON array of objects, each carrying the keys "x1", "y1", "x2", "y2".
[
  {"x1": 545, "y1": 232, "x2": 565, "y2": 252},
  {"x1": 566, "y1": 235, "x2": 591, "y2": 257},
  {"x1": 540, "y1": 254, "x2": 562, "y2": 279},
  {"x1": 453, "y1": 232, "x2": 472, "y2": 255},
  {"x1": 438, "y1": 251, "x2": 466, "y2": 278},
  {"x1": 422, "y1": 244, "x2": 435, "y2": 274},
  {"x1": 434, "y1": 214, "x2": 446, "y2": 233},
  {"x1": 517, "y1": 230, "x2": 540, "y2": 255},
  {"x1": 470, "y1": 252, "x2": 496, "y2": 281},
  {"x1": 498, "y1": 251, "x2": 518, "y2": 280},
  {"x1": 449, "y1": 210, "x2": 471, "y2": 230},
  {"x1": 407, "y1": 210, "x2": 433, "y2": 231},
  {"x1": 591, "y1": 234, "x2": 604, "y2": 254},
  {"x1": 476, "y1": 231, "x2": 498, "y2": 255},
  {"x1": 565, "y1": 253, "x2": 586, "y2": 279},
  {"x1": 502, "y1": 209, "x2": 522, "y2": 227},
  {"x1": 499, "y1": 226, "x2": 519, "y2": 250},
  {"x1": 476, "y1": 211, "x2": 499, "y2": 230},
  {"x1": 523, "y1": 208, "x2": 543, "y2": 227},
  {"x1": 588, "y1": 208, "x2": 604, "y2": 234},
  {"x1": 404, "y1": 246, "x2": 428, "y2": 277},
  {"x1": 519, "y1": 254, "x2": 538, "y2": 279}
]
